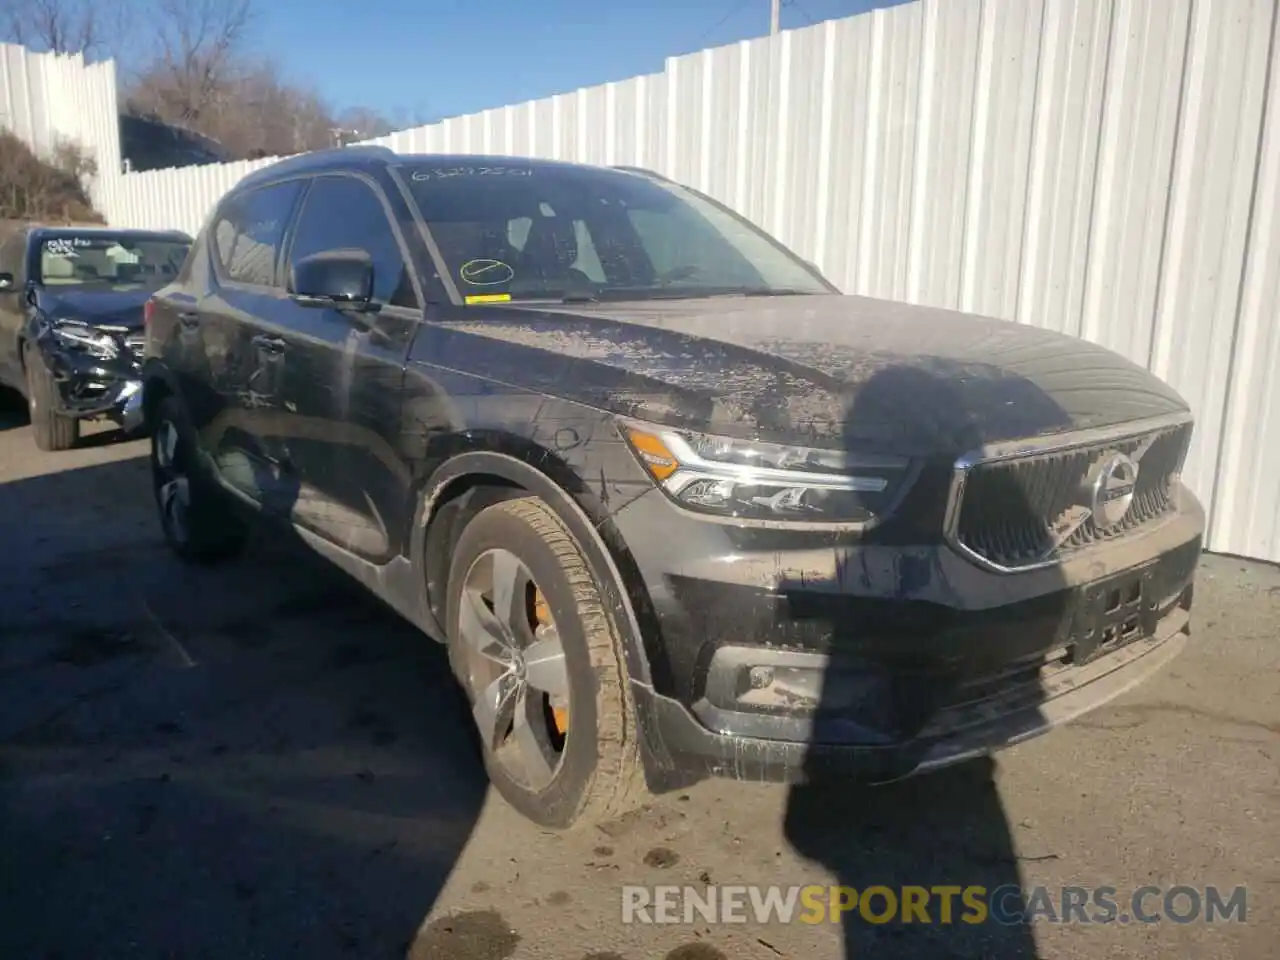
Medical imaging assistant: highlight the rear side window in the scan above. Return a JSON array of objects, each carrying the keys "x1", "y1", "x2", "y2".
[
  {"x1": 286, "y1": 175, "x2": 418, "y2": 308},
  {"x1": 213, "y1": 181, "x2": 303, "y2": 287}
]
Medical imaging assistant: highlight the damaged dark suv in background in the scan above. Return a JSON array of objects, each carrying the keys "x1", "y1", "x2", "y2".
[
  {"x1": 0, "y1": 225, "x2": 191, "y2": 450},
  {"x1": 141, "y1": 147, "x2": 1203, "y2": 829}
]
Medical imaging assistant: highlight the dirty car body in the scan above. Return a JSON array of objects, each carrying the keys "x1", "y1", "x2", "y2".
[
  {"x1": 141, "y1": 147, "x2": 1202, "y2": 826},
  {"x1": 0, "y1": 225, "x2": 192, "y2": 441}
]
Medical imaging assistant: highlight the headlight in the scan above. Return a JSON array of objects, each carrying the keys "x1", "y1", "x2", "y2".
[
  {"x1": 51, "y1": 320, "x2": 119, "y2": 360},
  {"x1": 622, "y1": 424, "x2": 913, "y2": 524}
]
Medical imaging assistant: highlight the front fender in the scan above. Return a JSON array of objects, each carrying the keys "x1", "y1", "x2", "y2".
[{"x1": 410, "y1": 447, "x2": 658, "y2": 691}]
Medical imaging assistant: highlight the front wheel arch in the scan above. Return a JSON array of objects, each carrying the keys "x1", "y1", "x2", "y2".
[{"x1": 412, "y1": 451, "x2": 655, "y2": 691}]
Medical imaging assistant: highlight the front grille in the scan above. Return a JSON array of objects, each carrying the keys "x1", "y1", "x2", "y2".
[
  {"x1": 951, "y1": 420, "x2": 1192, "y2": 570},
  {"x1": 124, "y1": 332, "x2": 146, "y2": 360}
]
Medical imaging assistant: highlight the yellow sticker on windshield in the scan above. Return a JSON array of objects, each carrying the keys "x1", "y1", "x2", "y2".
[{"x1": 465, "y1": 293, "x2": 512, "y2": 304}]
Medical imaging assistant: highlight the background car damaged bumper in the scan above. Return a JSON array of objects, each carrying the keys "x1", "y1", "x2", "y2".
[{"x1": 35, "y1": 336, "x2": 145, "y2": 430}]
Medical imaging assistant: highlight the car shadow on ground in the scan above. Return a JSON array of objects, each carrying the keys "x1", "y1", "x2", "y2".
[
  {"x1": 779, "y1": 361, "x2": 1075, "y2": 959},
  {"x1": 0, "y1": 452, "x2": 489, "y2": 959}
]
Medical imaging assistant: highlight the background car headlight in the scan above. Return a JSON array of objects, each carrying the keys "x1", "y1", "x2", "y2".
[
  {"x1": 51, "y1": 320, "x2": 119, "y2": 360},
  {"x1": 622, "y1": 424, "x2": 913, "y2": 523}
]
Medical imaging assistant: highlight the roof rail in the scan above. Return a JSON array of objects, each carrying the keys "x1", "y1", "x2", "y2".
[{"x1": 611, "y1": 165, "x2": 669, "y2": 181}]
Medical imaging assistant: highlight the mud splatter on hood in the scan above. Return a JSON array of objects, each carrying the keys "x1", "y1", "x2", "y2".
[{"x1": 424, "y1": 294, "x2": 1189, "y2": 457}]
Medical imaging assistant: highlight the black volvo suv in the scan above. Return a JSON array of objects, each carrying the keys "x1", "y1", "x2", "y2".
[{"x1": 141, "y1": 146, "x2": 1202, "y2": 828}]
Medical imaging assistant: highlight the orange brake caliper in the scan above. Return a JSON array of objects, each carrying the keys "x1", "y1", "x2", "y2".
[{"x1": 534, "y1": 588, "x2": 569, "y2": 735}]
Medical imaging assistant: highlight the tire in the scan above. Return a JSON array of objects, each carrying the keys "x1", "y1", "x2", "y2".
[
  {"x1": 151, "y1": 394, "x2": 248, "y2": 563},
  {"x1": 445, "y1": 495, "x2": 648, "y2": 829},
  {"x1": 23, "y1": 343, "x2": 79, "y2": 452}
]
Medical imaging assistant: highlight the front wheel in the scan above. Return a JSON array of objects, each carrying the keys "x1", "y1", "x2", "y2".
[
  {"x1": 23, "y1": 343, "x2": 79, "y2": 452},
  {"x1": 151, "y1": 395, "x2": 248, "y2": 563},
  {"x1": 445, "y1": 495, "x2": 647, "y2": 829}
]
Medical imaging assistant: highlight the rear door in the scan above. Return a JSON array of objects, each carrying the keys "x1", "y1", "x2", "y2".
[
  {"x1": 270, "y1": 172, "x2": 423, "y2": 562},
  {"x1": 169, "y1": 179, "x2": 306, "y2": 511}
]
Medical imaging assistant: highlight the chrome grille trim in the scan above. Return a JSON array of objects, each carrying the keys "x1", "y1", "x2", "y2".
[{"x1": 943, "y1": 412, "x2": 1195, "y2": 574}]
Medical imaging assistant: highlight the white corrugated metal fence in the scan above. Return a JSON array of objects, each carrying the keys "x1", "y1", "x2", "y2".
[
  {"x1": 1, "y1": 0, "x2": 1278, "y2": 562},
  {"x1": 0, "y1": 44, "x2": 120, "y2": 187}
]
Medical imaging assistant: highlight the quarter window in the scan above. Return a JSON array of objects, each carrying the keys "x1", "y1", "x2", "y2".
[
  {"x1": 287, "y1": 176, "x2": 418, "y2": 308},
  {"x1": 213, "y1": 181, "x2": 303, "y2": 287}
]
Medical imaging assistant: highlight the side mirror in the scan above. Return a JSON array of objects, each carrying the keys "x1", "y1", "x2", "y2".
[
  {"x1": 289, "y1": 249, "x2": 378, "y2": 313},
  {"x1": 0, "y1": 272, "x2": 14, "y2": 293}
]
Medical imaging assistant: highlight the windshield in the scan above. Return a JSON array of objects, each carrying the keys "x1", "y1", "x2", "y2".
[
  {"x1": 36, "y1": 235, "x2": 190, "y2": 288},
  {"x1": 402, "y1": 163, "x2": 832, "y2": 303}
]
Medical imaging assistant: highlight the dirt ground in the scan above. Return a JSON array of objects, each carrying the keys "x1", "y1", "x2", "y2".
[{"x1": 0, "y1": 395, "x2": 1275, "y2": 960}]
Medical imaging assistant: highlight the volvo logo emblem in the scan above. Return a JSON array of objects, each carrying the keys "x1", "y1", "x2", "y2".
[{"x1": 1086, "y1": 452, "x2": 1140, "y2": 527}]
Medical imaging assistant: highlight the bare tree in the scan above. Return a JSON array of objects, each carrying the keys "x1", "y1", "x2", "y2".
[
  {"x1": 225, "y1": 62, "x2": 335, "y2": 156},
  {"x1": 111, "y1": 0, "x2": 399, "y2": 162},
  {"x1": 129, "y1": 0, "x2": 254, "y2": 128},
  {"x1": 128, "y1": 55, "x2": 350, "y2": 159},
  {"x1": 0, "y1": 0, "x2": 118, "y2": 56},
  {"x1": 335, "y1": 106, "x2": 395, "y2": 143},
  {"x1": 5, "y1": 0, "x2": 399, "y2": 165}
]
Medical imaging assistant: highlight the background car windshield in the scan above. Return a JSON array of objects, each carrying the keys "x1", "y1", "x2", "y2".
[
  {"x1": 37, "y1": 236, "x2": 189, "y2": 287},
  {"x1": 402, "y1": 164, "x2": 830, "y2": 302}
]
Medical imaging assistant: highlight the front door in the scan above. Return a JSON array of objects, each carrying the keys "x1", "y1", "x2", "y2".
[{"x1": 271, "y1": 173, "x2": 423, "y2": 563}]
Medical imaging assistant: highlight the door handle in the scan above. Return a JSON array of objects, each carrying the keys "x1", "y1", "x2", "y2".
[
  {"x1": 178, "y1": 311, "x2": 201, "y2": 328},
  {"x1": 252, "y1": 334, "x2": 287, "y2": 355}
]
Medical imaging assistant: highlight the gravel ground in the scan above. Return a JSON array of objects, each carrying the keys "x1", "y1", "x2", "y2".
[{"x1": 0, "y1": 395, "x2": 1275, "y2": 960}]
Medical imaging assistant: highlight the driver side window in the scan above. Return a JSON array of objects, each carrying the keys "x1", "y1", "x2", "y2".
[{"x1": 287, "y1": 175, "x2": 418, "y2": 308}]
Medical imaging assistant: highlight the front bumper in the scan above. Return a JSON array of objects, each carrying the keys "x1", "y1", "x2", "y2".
[
  {"x1": 37, "y1": 342, "x2": 145, "y2": 431},
  {"x1": 612, "y1": 484, "x2": 1204, "y2": 786}
]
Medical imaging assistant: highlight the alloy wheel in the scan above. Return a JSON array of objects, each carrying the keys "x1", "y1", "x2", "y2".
[{"x1": 458, "y1": 547, "x2": 571, "y2": 790}]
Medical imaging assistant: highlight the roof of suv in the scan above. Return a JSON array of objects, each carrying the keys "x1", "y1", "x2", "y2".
[{"x1": 233, "y1": 145, "x2": 666, "y2": 194}]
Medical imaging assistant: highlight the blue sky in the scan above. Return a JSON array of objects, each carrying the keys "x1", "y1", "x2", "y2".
[{"x1": 252, "y1": 0, "x2": 905, "y2": 124}]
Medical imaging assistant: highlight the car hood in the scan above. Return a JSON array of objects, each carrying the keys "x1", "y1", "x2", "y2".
[
  {"x1": 432, "y1": 294, "x2": 1191, "y2": 458},
  {"x1": 35, "y1": 287, "x2": 152, "y2": 329}
]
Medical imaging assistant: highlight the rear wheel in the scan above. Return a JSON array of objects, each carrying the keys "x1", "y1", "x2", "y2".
[
  {"x1": 23, "y1": 343, "x2": 79, "y2": 452},
  {"x1": 151, "y1": 395, "x2": 248, "y2": 563},
  {"x1": 445, "y1": 495, "x2": 647, "y2": 829}
]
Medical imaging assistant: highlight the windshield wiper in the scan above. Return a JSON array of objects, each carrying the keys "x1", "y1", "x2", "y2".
[{"x1": 725, "y1": 287, "x2": 816, "y2": 297}]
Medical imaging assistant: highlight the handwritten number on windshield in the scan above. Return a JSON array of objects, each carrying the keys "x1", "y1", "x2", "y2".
[{"x1": 411, "y1": 167, "x2": 534, "y2": 181}]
